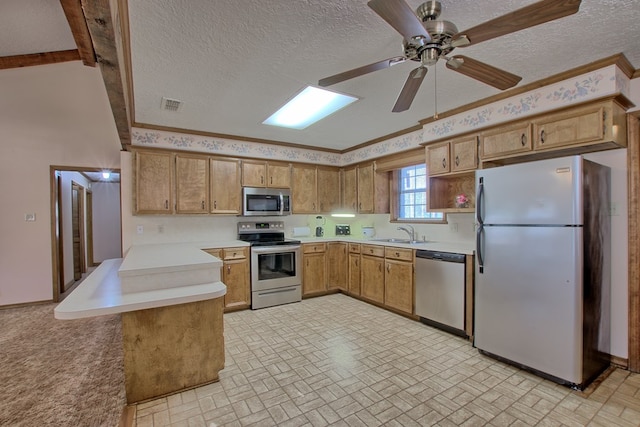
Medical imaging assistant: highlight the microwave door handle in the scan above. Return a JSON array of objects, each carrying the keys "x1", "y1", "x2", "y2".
[{"x1": 279, "y1": 194, "x2": 284, "y2": 215}]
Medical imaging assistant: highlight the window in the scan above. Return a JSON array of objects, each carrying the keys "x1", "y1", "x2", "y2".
[{"x1": 397, "y1": 164, "x2": 443, "y2": 221}]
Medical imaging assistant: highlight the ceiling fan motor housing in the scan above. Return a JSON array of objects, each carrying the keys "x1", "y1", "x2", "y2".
[{"x1": 405, "y1": 1, "x2": 458, "y2": 66}]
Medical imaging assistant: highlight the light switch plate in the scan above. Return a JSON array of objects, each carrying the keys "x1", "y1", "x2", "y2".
[{"x1": 25, "y1": 213, "x2": 36, "y2": 222}]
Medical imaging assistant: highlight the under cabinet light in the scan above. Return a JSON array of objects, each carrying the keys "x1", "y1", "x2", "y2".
[
  {"x1": 331, "y1": 213, "x2": 356, "y2": 218},
  {"x1": 262, "y1": 86, "x2": 358, "y2": 130}
]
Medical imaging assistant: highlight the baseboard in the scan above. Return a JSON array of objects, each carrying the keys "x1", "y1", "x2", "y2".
[
  {"x1": 0, "y1": 300, "x2": 53, "y2": 310},
  {"x1": 611, "y1": 355, "x2": 629, "y2": 369},
  {"x1": 119, "y1": 405, "x2": 135, "y2": 427}
]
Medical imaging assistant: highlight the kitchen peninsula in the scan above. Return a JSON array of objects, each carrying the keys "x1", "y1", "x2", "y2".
[{"x1": 54, "y1": 243, "x2": 227, "y2": 403}]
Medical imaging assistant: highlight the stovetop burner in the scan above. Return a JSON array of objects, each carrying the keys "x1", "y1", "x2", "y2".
[{"x1": 237, "y1": 221, "x2": 300, "y2": 246}]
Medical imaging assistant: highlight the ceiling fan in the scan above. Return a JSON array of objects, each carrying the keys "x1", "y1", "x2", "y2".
[{"x1": 318, "y1": 0, "x2": 582, "y2": 112}]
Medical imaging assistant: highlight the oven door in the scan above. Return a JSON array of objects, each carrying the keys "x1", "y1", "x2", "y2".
[{"x1": 251, "y1": 245, "x2": 301, "y2": 291}]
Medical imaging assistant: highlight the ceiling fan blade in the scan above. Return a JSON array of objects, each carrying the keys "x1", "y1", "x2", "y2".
[
  {"x1": 446, "y1": 55, "x2": 521, "y2": 90},
  {"x1": 368, "y1": 0, "x2": 431, "y2": 43},
  {"x1": 392, "y1": 66, "x2": 427, "y2": 113},
  {"x1": 318, "y1": 57, "x2": 406, "y2": 87},
  {"x1": 451, "y1": 0, "x2": 581, "y2": 47}
]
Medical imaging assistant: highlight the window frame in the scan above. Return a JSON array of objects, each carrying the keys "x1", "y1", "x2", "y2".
[{"x1": 390, "y1": 165, "x2": 446, "y2": 224}]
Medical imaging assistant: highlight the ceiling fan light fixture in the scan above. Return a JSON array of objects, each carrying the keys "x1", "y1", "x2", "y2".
[{"x1": 262, "y1": 86, "x2": 358, "y2": 130}]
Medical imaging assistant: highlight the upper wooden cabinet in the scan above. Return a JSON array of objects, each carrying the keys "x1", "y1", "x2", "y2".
[
  {"x1": 291, "y1": 165, "x2": 341, "y2": 214},
  {"x1": 175, "y1": 154, "x2": 209, "y2": 214},
  {"x1": 532, "y1": 100, "x2": 627, "y2": 152},
  {"x1": 292, "y1": 164, "x2": 318, "y2": 213},
  {"x1": 480, "y1": 98, "x2": 628, "y2": 164},
  {"x1": 135, "y1": 150, "x2": 174, "y2": 214},
  {"x1": 210, "y1": 157, "x2": 241, "y2": 214},
  {"x1": 357, "y1": 163, "x2": 389, "y2": 214},
  {"x1": 342, "y1": 166, "x2": 357, "y2": 212},
  {"x1": 242, "y1": 160, "x2": 291, "y2": 188},
  {"x1": 480, "y1": 121, "x2": 533, "y2": 161},
  {"x1": 426, "y1": 135, "x2": 478, "y2": 177}
]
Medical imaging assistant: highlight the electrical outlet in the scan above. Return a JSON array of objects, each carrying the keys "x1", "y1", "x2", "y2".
[
  {"x1": 136, "y1": 225, "x2": 144, "y2": 234},
  {"x1": 24, "y1": 213, "x2": 36, "y2": 222},
  {"x1": 610, "y1": 202, "x2": 619, "y2": 216},
  {"x1": 158, "y1": 224, "x2": 164, "y2": 233},
  {"x1": 449, "y1": 222, "x2": 458, "y2": 232}
]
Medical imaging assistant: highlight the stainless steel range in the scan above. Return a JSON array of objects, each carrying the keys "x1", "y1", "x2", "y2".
[{"x1": 238, "y1": 221, "x2": 301, "y2": 309}]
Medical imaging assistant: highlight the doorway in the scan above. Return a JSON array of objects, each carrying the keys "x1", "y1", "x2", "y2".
[{"x1": 50, "y1": 167, "x2": 122, "y2": 301}]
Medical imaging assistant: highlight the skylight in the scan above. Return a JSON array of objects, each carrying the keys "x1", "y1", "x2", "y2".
[{"x1": 262, "y1": 86, "x2": 358, "y2": 130}]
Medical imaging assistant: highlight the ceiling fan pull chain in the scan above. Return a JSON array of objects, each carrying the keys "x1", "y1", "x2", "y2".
[{"x1": 434, "y1": 64, "x2": 439, "y2": 120}]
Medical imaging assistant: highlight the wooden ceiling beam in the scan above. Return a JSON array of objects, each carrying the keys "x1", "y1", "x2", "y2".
[
  {"x1": 59, "y1": 0, "x2": 96, "y2": 67},
  {"x1": 0, "y1": 50, "x2": 80, "y2": 70},
  {"x1": 81, "y1": 0, "x2": 131, "y2": 147}
]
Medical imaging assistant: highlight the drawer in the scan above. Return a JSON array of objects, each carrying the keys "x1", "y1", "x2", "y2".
[
  {"x1": 349, "y1": 243, "x2": 361, "y2": 254},
  {"x1": 385, "y1": 247, "x2": 414, "y2": 262},
  {"x1": 303, "y1": 243, "x2": 326, "y2": 254},
  {"x1": 223, "y1": 247, "x2": 247, "y2": 260},
  {"x1": 362, "y1": 244, "x2": 385, "y2": 258}
]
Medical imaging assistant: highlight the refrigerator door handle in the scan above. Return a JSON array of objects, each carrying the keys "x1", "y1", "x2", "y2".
[
  {"x1": 476, "y1": 224, "x2": 484, "y2": 274},
  {"x1": 476, "y1": 177, "x2": 484, "y2": 225}
]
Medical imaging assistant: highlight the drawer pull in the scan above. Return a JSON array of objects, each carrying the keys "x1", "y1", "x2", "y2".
[
  {"x1": 540, "y1": 129, "x2": 545, "y2": 144},
  {"x1": 521, "y1": 133, "x2": 527, "y2": 146},
  {"x1": 387, "y1": 264, "x2": 391, "y2": 273},
  {"x1": 442, "y1": 158, "x2": 447, "y2": 169},
  {"x1": 165, "y1": 200, "x2": 169, "y2": 209},
  {"x1": 455, "y1": 155, "x2": 459, "y2": 167}
]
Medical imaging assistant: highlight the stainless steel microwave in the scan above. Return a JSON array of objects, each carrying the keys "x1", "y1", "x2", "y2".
[{"x1": 242, "y1": 187, "x2": 291, "y2": 216}]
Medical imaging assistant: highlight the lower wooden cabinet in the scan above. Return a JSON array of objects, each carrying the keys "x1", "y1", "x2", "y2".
[
  {"x1": 302, "y1": 243, "x2": 327, "y2": 296},
  {"x1": 203, "y1": 247, "x2": 250, "y2": 311},
  {"x1": 348, "y1": 244, "x2": 361, "y2": 296},
  {"x1": 384, "y1": 247, "x2": 414, "y2": 315},
  {"x1": 327, "y1": 242, "x2": 347, "y2": 291},
  {"x1": 360, "y1": 245, "x2": 385, "y2": 304}
]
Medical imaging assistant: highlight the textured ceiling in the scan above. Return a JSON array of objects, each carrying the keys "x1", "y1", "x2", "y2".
[{"x1": 2, "y1": 1, "x2": 640, "y2": 152}]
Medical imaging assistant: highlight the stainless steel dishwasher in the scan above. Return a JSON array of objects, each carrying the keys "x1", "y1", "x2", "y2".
[{"x1": 415, "y1": 250, "x2": 466, "y2": 336}]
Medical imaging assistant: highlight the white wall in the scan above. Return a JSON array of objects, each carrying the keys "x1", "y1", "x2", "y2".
[
  {"x1": 0, "y1": 62, "x2": 121, "y2": 305},
  {"x1": 92, "y1": 181, "x2": 122, "y2": 262}
]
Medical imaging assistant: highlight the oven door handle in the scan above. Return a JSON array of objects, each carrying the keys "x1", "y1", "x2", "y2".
[{"x1": 252, "y1": 245, "x2": 301, "y2": 254}]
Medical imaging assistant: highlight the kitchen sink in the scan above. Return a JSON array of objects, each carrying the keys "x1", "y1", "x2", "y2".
[{"x1": 370, "y1": 238, "x2": 431, "y2": 245}]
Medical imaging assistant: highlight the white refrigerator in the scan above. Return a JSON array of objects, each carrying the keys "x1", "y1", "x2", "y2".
[{"x1": 474, "y1": 155, "x2": 611, "y2": 389}]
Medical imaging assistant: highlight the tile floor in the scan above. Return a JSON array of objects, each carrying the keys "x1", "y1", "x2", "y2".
[{"x1": 134, "y1": 294, "x2": 640, "y2": 427}]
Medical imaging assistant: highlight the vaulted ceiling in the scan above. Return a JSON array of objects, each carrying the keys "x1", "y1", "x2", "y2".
[{"x1": 2, "y1": 0, "x2": 640, "y2": 152}]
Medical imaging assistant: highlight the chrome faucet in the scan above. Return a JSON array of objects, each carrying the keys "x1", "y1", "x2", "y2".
[{"x1": 397, "y1": 225, "x2": 415, "y2": 241}]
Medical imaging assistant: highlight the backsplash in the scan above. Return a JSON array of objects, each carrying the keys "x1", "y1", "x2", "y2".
[{"x1": 131, "y1": 64, "x2": 627, "y2": 166}]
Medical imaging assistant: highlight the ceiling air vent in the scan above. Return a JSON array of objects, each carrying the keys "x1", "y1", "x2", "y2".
[{"x1": 161, "y1": 97, "x2": 183, "y2": 112}]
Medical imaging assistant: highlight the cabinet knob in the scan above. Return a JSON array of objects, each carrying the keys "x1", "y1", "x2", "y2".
[
  {"x1": 270, "y1": 176, "x2": 273, "y2": 185},
  {"x1": 540, "y1": 129, "x2": 546, "y2": 144},
  {"x1": 261, "y1": 175, "x2": 264, "y2": 184},
  {"x1": 202, "y1": 200, "x2": 205, "y2": 209},
  {"x1": 355, "y1": 259, "x2": 358, "y2": 267},
  {"x1": 387, "y1": 263, "x2": 391, "y2": 273},
  {"x1": 227, "y1": 265, "x2": 231, "y2": 274},
  {"x1": 214, "y1": 200, "x2": 217, "y2": 209},
  {"x1": 395, "y1": 252, "x2": 400, "y2": 257},
  {"x1": 165, "y1": 200, "x2": 169, "y2": 209}
]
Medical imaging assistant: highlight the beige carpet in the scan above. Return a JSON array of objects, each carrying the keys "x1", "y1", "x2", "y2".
[{"x1": 0, "y1": 303, "x2": 126, "y2": 426}]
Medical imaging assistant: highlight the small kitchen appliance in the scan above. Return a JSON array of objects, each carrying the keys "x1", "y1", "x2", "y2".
[
  {"x1": 335, "y1": 224, "x2": 351, "y2": 235},
  {"x1": 315, "y1": 215, "x2": 325, "y2": 237}
]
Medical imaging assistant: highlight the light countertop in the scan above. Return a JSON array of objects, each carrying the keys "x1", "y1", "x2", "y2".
[{"x1": 295, "y1": 236, "x2": 475, "y2": 255}]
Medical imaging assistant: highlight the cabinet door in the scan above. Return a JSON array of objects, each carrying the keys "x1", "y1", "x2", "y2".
[
  {"x1": 317, "y1": 167, "x2": 341, "y2": 213},
  {"x1": 303, "y1": 252, "x2": 326, "y2": 296},
  {"x1": 242, "y1": 161, "x2": 266, "y2": 187},
  {"x1": 292, "y1": 165, "x2": 318, "y2": 213},
  {"x1": 450, "y1": 136, "x2": 478, "y2": 173},
  {"x1": 327, "y1": 243, "x2": 347, "y2": 291},
  {"x1": 267, "y1": 162, "x2": 291, "y2": 188},
  {"x1": 426, "y1": 142, "x2": 450, "y2": 176},
  {"x1": 480, "y1": 122, "x2": 532, "y2": 160},
  {"x1": 357, "y1": 163, "x2": 374, "y2": 213},
  {"x1": 223, "y1": 258, "x2": 250, "y2": 310},
  {"x1": 176, "y1": 154, "x2": 209, "y2": 214},
  {"x1": 532, "y1": 104, "x2": 604, "y2": 151},
  {"x1": 384, "y1": 259, "x2": 413, "y2": 314},
  {"x1": 360, "y1": 255, "x2": 384, "y2": 304},
  {"x1": 342, "y1": 167, "x2": 358, "y2": 212},
  {"x1": 210, "y1": 157, "x2": 241, "y2": 214},
  {"x1": 135, "y1": 151, "x2": 174, "y2": 214},
  {"x1": 348, "y1": 253, "x2": 361, "y2": 296}
]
